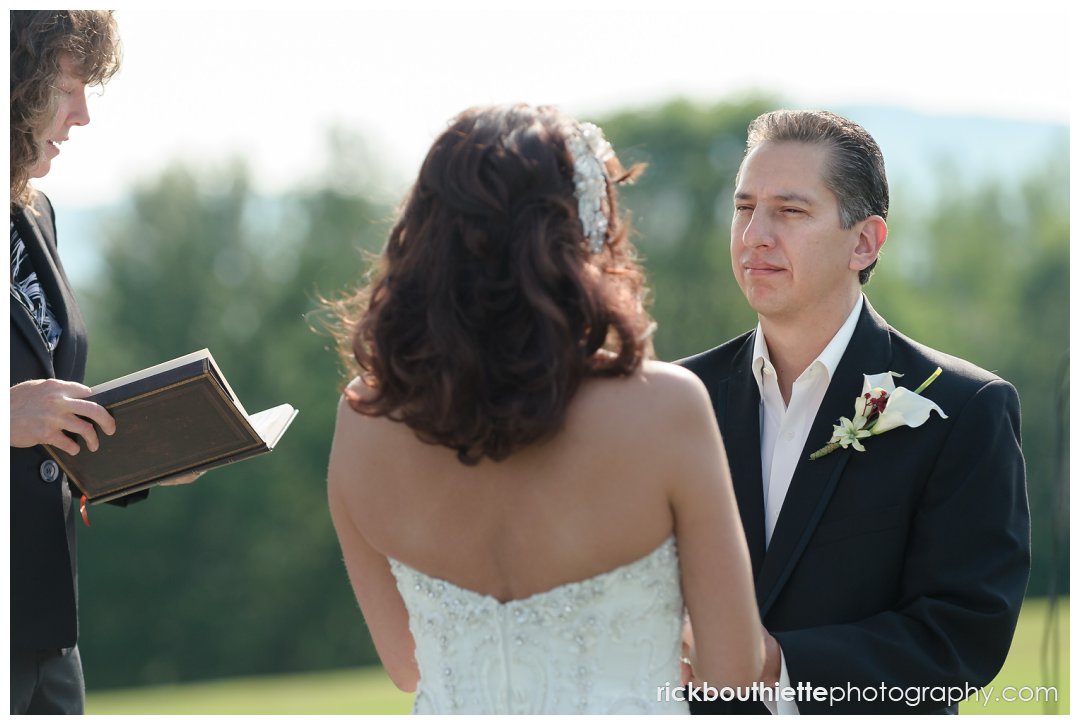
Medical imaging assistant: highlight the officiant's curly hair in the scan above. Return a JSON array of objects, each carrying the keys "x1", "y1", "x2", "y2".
[
  {"x1": 328, "y1": 104, "x2": 654, "y2": 464},
  {"x1": 10, "y1": 10, "x2": 121, "y2": 210}
]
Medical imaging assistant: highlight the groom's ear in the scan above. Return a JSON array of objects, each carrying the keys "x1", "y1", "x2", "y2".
[{"x1": 849, "y1": 215, "x2": 887, "y2": 274}]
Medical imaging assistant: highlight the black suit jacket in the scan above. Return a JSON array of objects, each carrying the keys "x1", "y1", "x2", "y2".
[
  {"x1": 679, "y1": 299, "x2": 1030, "y2": 714},
  {"x1": 10, "y1": 192, "x2": 145, "y2": 651}
]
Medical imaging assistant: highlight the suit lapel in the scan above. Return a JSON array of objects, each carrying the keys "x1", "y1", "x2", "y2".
[
  {"x1": 11, "y1": 207, "x2": 56, "y2": 376},
  {"x1": 721, "y1": 333, "x2": 767, "y2": 578},
  {"x1": 755, "y1": 300, "x2": 894, "y2": 617},
  {"x1": 12, "y1": 201, "x2": 82, "y2": 380},
  {"x1": 10, "y1": 288, "x2": 55, "y2": 376}
]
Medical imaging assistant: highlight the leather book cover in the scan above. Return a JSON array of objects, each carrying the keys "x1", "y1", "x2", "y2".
[{"x1": 45, "y1": 349, "x2": 297, "y2": 504}]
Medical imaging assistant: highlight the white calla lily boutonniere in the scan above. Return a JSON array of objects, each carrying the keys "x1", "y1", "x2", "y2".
[{"x1": 810, "y1": 367, "x2": 947, "y2": 460}]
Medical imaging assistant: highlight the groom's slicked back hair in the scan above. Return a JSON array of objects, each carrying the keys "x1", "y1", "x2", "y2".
[
  {"x1": 328, "y1": 104, "x2": 653, "y2": 464},
  {"x1": 744, "y1": 110, "x2": 889, "y2": 284}
]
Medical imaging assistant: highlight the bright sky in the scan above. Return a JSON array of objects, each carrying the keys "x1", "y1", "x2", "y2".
[{"x1": 29, "y1": 0, "x2": 1075, "y2": 207}]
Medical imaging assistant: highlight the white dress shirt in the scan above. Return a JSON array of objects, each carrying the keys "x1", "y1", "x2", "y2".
[{"x1": 750, "y1": 296, "x2": 863, "y2": 714}]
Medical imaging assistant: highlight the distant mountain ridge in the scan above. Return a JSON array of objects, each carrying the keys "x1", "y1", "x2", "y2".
[{"x1": 835, "y1": 105, "x2": 1067, "y2": 201}]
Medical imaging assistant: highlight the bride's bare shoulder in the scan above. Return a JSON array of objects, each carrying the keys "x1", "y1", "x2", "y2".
[
  {"x1": 329, "y1": 378, "x2": 396, "y2": 496},
  {"x1": 577, "y1": 360, "x2": 712, "y2": 426},
  {"x1": 639, "y1": 359, "x2": 709, "y2": 390},
  {"x1": 623, "y1": 360, "x2": 710, "y2": 408},
  {"x1": 331, "y1": 377, "x2": 387, "y2": 454}
]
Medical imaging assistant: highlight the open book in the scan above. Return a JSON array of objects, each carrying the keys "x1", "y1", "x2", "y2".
[{"x1": 45, "y1": 349, "x2": 298, "y2": 505}]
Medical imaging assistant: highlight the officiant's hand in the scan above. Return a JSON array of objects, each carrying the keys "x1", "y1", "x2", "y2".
[
  {"x1": 159, "y1": 470, "x2": 205, "y2": 486},
  {"x1": 9, "y1": 378, "x2": 115, "y2": 455}
]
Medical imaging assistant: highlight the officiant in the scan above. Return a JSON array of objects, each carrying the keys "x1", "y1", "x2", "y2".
[{"x1": 9, "y1": 10, "x2": 196, "y2": 714}]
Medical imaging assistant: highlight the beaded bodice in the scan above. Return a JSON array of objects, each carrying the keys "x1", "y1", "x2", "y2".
[{"x1": 388, "y1": 536, "x2": 687, "y2": 714}]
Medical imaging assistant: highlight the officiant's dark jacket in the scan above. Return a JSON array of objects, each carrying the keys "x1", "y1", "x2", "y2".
[
  {"x1": 680, "y1": 299, "x2": 1030, "y2": 714},
  {"x1": 10, "y1": 192, "x2": 145, "y2": 652}
]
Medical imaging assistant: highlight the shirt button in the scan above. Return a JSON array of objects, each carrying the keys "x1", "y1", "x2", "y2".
[
  {"x1": 785, "y1": 431, "x2": 795, "y2": 441},
  {"x1": 40, "y1": 460, "x2": 60, "y2": 483}
]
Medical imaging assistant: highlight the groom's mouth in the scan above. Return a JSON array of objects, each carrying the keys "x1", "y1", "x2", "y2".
[{"x1": 744, "y1": 262, "x2": 785, "y2": 277}]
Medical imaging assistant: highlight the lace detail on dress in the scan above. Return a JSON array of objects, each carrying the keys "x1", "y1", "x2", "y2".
[{"x1": 388, "y1": 536, "x2": 687, "y2": 714}]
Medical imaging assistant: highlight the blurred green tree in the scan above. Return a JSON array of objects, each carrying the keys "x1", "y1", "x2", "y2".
[
  {"x1": 868, "y1": 151, "x2": 1069, "y2": 599},
  {"x1": 78, "y1": 135, "x2": 395, "y2": 687}
]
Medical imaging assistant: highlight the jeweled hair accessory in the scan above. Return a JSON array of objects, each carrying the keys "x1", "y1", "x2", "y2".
[{"x1": 566, "y1": 122, "x2": 615, "y2": 254}]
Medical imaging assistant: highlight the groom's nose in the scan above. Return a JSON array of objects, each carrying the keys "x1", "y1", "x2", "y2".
[{"x1": 737, "y1": 209, "x2": 775, "y2": 248}]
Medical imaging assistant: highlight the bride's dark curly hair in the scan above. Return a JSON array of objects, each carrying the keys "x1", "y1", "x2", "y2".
[{"x1": 328, "y1": 104, "x2": 655, "y2": 464}]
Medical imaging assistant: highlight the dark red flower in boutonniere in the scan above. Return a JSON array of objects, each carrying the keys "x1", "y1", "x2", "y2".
[{"x1": 810, "y1": 368, "x2": 947, "y2": 460}]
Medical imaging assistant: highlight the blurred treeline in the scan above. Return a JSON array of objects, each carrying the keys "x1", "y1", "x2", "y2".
[{"x1": 75, "y1": 98, "x2": 1068, "y2": 688}]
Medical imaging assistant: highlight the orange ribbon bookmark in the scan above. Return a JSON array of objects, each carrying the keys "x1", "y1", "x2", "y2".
[{"x1": 80, "y1": 495, "x2": 91, "y2": 527}]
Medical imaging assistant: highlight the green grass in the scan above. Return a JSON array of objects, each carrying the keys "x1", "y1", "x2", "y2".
[
  {"x1": 86, "y1": 597, "x2": 1068, "y2": 715},
  {"x1": 86, "y1": 666, "x2": 414, "y2": 715}
]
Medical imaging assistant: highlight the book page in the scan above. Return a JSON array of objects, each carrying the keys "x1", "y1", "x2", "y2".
[
  {"x1": 247, "y1": 403, "x2": 298, "y2": 448},
  {"x1": 203, "y1": 349, "x2": 249, "y2": 417},
  {"x1": 91, "y1": 349, "x2": 211, "y2": 396}
]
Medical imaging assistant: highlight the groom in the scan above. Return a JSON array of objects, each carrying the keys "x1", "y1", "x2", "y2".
[{"x1": 679, "y1": 110, "x2": 1030, "y2": 714}]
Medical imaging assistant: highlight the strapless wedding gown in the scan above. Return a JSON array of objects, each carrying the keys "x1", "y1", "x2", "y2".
[{"x1": 387, "y1": 536, "x2": 687, "y2": 714}]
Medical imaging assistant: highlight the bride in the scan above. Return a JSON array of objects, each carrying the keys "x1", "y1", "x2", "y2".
[{"x1": 327, "y1": 104, "x2": 763, "y2": 714}]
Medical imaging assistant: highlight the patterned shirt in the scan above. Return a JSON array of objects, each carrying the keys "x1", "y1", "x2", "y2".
[{"x1": 11, "y1": 219, "x2": 63, "y2": 353}]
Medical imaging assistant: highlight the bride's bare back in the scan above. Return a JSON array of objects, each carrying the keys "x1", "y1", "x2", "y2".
[{"x1": 328, "y1": 360, "x2": 762, "y2": 690}]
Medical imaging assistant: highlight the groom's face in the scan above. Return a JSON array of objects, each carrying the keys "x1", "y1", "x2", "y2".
[{"x1": 730, "y1": 141, "x2": 861, "y2": 324}]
